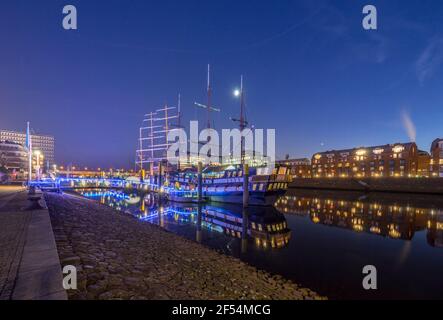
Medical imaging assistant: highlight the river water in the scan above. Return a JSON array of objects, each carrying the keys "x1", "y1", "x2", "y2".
[{"x1": 79, "y1": 188, "x2": 443, "y2": 300}]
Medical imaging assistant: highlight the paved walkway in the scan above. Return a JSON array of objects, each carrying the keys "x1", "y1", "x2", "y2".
[
  {"x1": 0, "y1": 186, "x2": 30, "y2": 299},
  {"x1": 0, "y1": 186, "x2": 66, "y2": 300}
]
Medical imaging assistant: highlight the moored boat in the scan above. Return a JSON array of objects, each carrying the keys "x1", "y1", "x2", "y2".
[{"x1": 167, "y1": 164, "x2": 291, "y2": 206}]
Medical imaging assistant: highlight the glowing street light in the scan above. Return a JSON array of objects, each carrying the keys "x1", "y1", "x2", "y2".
[
  {"x1": 33, "y1": 150, "x2": 43, "y2": 180},
  {"x1": 233, "y1": 89, "x2": 241, "y2": 97}
]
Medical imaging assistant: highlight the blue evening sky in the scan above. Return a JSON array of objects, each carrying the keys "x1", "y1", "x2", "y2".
[{"x1": 1, "y1": 0, "x2": 442, "y2": 168}]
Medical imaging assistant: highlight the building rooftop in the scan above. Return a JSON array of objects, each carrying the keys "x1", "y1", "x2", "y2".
[
  {"x1": 314, "y1": 142, "x2": 416, "y2": 156},
  {"x1": 0, "y1": 129, "x2": 54, "y2": 139}
]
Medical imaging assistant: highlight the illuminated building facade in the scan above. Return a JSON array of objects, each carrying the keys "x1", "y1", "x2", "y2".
[
  {"x1": 430, "y1": 138, "x2": 443, "y2": 177},
  {"x1": 311, "y1": 143, "x2": 419, "y2": 178},
  {"x1": 0, "y1": 129, "x2": 55, "y2": 166},
  {"x1": 276, "y1": 158, "x2": 311, "y2": 178}
]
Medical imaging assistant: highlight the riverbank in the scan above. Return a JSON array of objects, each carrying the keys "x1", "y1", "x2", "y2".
[
  {"x1": 45, "y1": 192, "x2": 324, "y2": 300},
  {"x1": 290, "y1": 177, "x2": 443, "y2": 195}
]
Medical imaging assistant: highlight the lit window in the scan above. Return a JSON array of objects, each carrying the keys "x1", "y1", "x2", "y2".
[{"x1": 392, "y1": 145, "x2": 405, "y2": 153}]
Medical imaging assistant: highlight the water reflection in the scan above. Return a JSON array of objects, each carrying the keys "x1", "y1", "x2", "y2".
[
  {"x1": 80, "y1": 188, "x2": 443, "y2": 249},
  {"x1": 140, "y1": 203, "x2": 291, "y2": 250},
  {"x1": 275, "y1": 190, "x2": 443, "y2": 247},
  {"x1": 78, "y1": 188, "x2": 443, "y2": 299}
]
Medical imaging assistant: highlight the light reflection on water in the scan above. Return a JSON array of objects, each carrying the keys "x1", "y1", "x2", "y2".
[
  {"x1": 275, "y1": 190, "x2": 443, "y2": 247},
  {"x1": 79, "y1": 188, "x2": 443, "y2": 300},
  {"x1": 82, "y1": 189, "x2": 291, "y2": 251}
]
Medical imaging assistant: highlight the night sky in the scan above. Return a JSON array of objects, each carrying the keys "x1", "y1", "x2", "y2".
[{"x1": 1, "y1": 0, "x2": 443, "y2": 168}]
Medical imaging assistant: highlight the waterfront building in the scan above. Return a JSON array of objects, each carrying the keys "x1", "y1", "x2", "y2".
[
  {"x1": 430, "y1": 138, "x2": 443, "y2": 177},
  {"x1": 0, "y1": 129, "x2": 55, "y2": 167},
  {"x1": 276, "y1": 158, "x2": 311, "y2": 178},
  {"x1": 311, "y1": 142, "x2": 419, "y2": 178},
  {"x1": 417, "y1": 150, "x2": 431, "y2": 177},
  {"x1": 0, "y1": 140, "x2": 28, "y2": 176}
]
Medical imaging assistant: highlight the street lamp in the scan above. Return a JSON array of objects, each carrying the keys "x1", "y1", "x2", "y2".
[
  {"x1": 232, "y1": 76, "x2": 247, "y2": 165},
  {"x1": 33, "y1": 150, "x2": 42, "y2": 180}
]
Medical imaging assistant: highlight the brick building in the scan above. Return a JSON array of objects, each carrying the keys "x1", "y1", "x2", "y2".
[
  {"x1": 276, "y1": 158, "x2": 311, "y2": 178},
  {"x1": 430, "y1": 138, "x2": 443, "y2": 177}
]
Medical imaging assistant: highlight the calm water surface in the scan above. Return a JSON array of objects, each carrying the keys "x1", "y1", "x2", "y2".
[{"x1": 79, "y1": 188, "x2": 443, "y2": 300}]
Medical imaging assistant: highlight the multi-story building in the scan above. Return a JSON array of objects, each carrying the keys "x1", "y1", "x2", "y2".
[
  {"x1": 311, "y1": 142, "x2": 419, "y2": 178},
  {"x1": 0, "y1": 140, "x2": 28, "y2": 173},
  {"x1": 430, "y1": 138, "x2": 443, "y2": 177},
  {"x1": 276, "y1": 158, "x2": 311, "y2": 178},
  {"x1": 0, "y1": 129, "x2": 55, "y2": 167},
  {"x1": 417, "y1": 150, "x2": 431, "y2": 177}
]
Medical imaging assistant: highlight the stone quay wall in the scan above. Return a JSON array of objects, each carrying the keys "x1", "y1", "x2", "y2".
[
  {"x1": 290, "y1": 178, "x2": 443, "y2": 194},
  {"x1": 45, "y1": 192, "x2": 324, "y2": 300}
]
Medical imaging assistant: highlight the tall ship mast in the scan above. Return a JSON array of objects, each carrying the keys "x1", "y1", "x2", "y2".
[
  {"x1": 166, "y1": 70, "x2": 291, "y2": 206},
  {"x1": 231, "y1": 75, "x2": 248, "y2": 164},
  {"x1": 194, "y1": 64, "x2": 220, "y2": 131}
]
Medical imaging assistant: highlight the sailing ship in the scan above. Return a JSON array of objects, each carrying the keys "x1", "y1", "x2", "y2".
[
  {"x1": 168, "y1": 164, "x2": 290, "y2": 206},
  {"x1": 137, "y1": 65, "x2": 290, "y2": 206}
]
